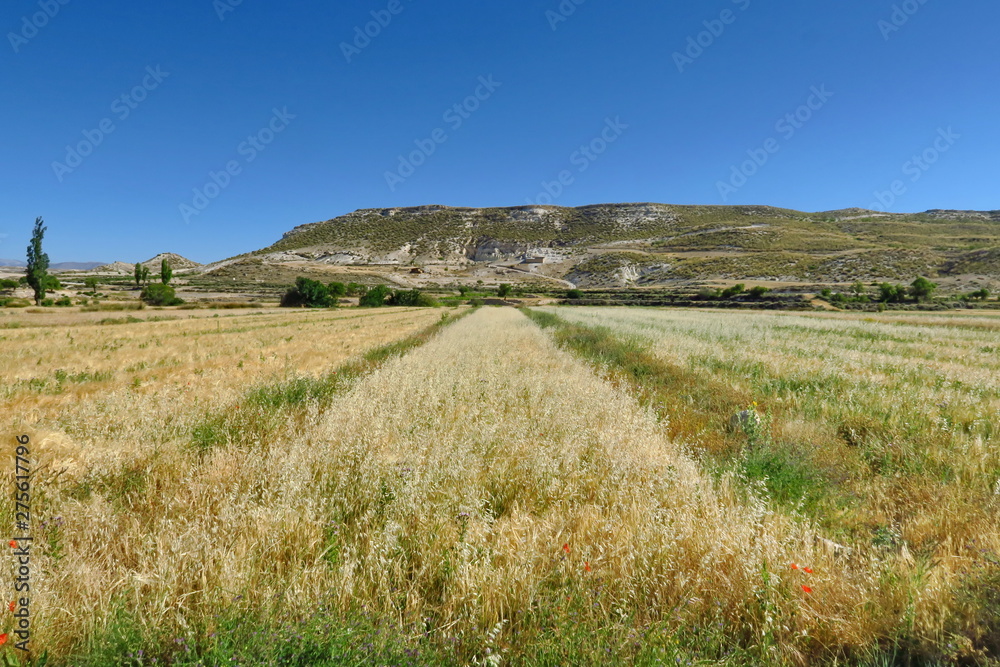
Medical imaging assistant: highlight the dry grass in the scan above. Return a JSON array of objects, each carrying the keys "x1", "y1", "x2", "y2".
[
  {"x1": 539, "y1": 305, "x2": 1000, "y2": 661},
  {"x1": 3, "y1": 305, "x2": 998, "y2": 664}
]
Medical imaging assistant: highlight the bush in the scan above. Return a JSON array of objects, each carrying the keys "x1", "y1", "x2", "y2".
[
  {"x1": 566, "y1": 289, "x2": 584, "y2": 300},
  {"x1": 748, "y1": 286, "x2": 770, "y2": 298},
  {"x1": 281, "y1": 277, "x2": 335, "y2": 308},
  {"x1": 359, "y1": 285, "x2": 391, "y2": 307},
  {"x1": 909, "y1": 276, "x2": 937, "y2": 302},
  {"x1": 878, "y1": 283, "x2": 907, "y2": 303},
  {"x1": 140, "y1": 283, "x2": 183, "y2": 306},
  {"x1": 387, "y1": 289, "x2": 438, "y2": 307},
  {"x1": 1, "y1": 298, "x2": 30, "y2": 308},
  {"x1": 84, "y1": 276, "x2": 100, "y2": 290},
  {"x1": 0, "y1": 278, "x2": 19, "y2": 290},
  {"x1": 328, "y1": 282, "x2": 347, "y2": 299},
  {"x1": 55, "y1": 296, "x2": 73, "y2": 307},
  {"x1": 40, "y1": 298, "x2": 54, "y2": 307},
  {"x1": 346, "y1": 282, "x2": 367, "y2": 297},
  {"x1": 721, "y1": 284, "x2": 745, "y2": 299}
]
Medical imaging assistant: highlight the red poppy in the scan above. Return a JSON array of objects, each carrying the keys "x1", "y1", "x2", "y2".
[
  {"x1": 801, "y1": 585, "x2": 812, "y2": 594},
  {"x1": 584, "y1": 562, "x2": 591, "y2": 572},
  {"x1": 803, "y1": 567, "x2": 813, "y2": 574},
  {"x1": 790, "y1": 563, "x2": 799, "y2": 570},
  {"x1": 7, "y1": 540, "x2": 15, "y2": 549},
  {"x1": 562, "y1": 543, "x2": 570, "y2": 554},
  {"x1": 0, "y1": 633, "x2": 8, "y2": 646},
  {"x1": 7, "y1": 601, "x2": 13, "y2": 612}
]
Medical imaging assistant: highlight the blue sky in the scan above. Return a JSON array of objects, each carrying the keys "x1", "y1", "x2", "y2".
[{"x1": 2, "y1": 0, "x2": 998, "y2": 263}]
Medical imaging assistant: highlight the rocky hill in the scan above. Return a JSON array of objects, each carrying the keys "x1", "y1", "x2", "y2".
[
  {"x1": 237, "y1": 204, "x2": 1000, "y2": 290},
  {"x1": 95, "y1": 253, "x2": 202, "y2": 274}
]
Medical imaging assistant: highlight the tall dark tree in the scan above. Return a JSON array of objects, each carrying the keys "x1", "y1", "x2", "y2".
[
  {"x1": 25, "y1": 217, "x2": 49, "y2": 306},
  {"x1": 161, "y1": 258, "x2": 173, "y2": 285},
  {"x1": 134, "y1": 262, "x2": 150, "y2": 287}
]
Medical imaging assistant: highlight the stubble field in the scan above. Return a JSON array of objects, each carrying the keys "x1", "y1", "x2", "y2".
[{"x1": 2, "y1": 305, "x2": 998, "y2": 665}]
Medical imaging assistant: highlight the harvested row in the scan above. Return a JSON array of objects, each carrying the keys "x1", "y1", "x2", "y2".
[
  {"x1": 284, "y1": 307, "x2": 882, "y2": 661},
  {"x1": 1, "y1": 307, "x2": 445, "y2": 659},
  {"x1": 538, "y1": 306, "x2": 1000, "y2": 659}
]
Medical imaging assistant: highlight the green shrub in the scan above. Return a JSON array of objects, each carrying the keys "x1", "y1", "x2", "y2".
[
  {"x1": 2, "y1": 298, "x2": 30, "y2": 308},
  {"x1": 909, "y1": 276, "x2": 937, "y2": 302},
  {"x1": 748, "y1": 286, "x2": 770, "y2": 298},
  {"x1": 328, "y1": 281, "x2": 347, "y2": 299},
  {"x1": 566, "y1": 289, "x2": 584, "y2": 299},
  {"x1": 346, "y1": 282, "x2": 367, "y2": 297},
  {"x1": 721, "y1": 283, "x2": 745, "y2": 299},
  {"x1": 281, "y1": 277, "x2": 335, "y2": 308},
  {"x1": 140, "y1": 283, "x2": 183, "y2": 306},
  {"x1": 387, "y1": 289, "x2": 438, "y2": 307},
  {"x1": 40, "y1": 298, "x2": 54, "y2": 306},
  {"x1": 55, "y1": 296, "x2": 73, "y2": 307},
  {"x1": 359, "y1": 285, "x2": 392, "y2": 307},
  {"x1": 878, "y1": 283, "x2": 907, "y2": 303}
]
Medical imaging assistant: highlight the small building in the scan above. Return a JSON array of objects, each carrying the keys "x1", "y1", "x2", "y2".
[{"x1": 521, "y1": 256, "x2": 546, "y2": 265}]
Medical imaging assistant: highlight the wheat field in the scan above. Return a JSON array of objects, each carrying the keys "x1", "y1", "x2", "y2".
[{"x1": 2, "y1": 305, "x2": 998, "y2": 665}]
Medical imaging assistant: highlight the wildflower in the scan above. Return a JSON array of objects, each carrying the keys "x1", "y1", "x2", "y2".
[
  {"x1": 803, "y1": 567, "x2": 813, "y2": 574},
  {"x1": 563, "y1": 543, "x2": 570, "y2": 554},
  {"x1": 584, "y1": 562, "x2": 591, "y2": 572},
  {"x1": 7, "y1": 601, "x2": 14, "y2": 612},
  {"x1": 0, "y1": 633, "x2": 7, "y2": 646},
  {"x1": 790, "y1": 563, "x2": 799, "y2": 570},
  {"x1": 801, "y1": 585, "x2": 812, "y2": 594},
  {"x1": 7, "y1": 540, "x2": 15, "y2": 549}
]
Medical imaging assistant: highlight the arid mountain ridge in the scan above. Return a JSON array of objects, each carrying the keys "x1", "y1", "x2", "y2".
[{"x1": 14, "y1": 204, "x2": 1000, "y2": 290}]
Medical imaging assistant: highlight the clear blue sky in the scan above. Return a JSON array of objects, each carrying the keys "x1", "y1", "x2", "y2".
[{"x1": 2, "y1": 0, "x2": 998, "y2": 263}]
